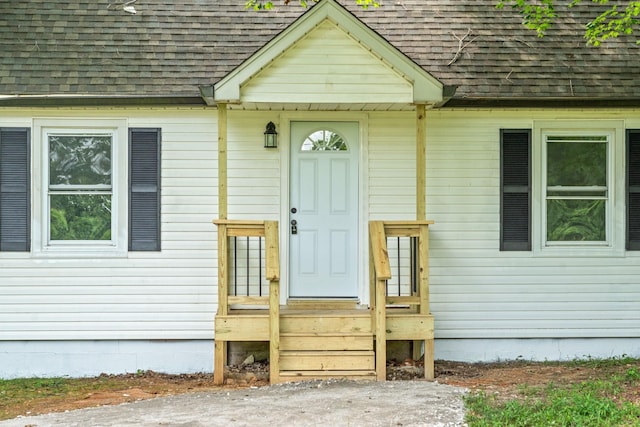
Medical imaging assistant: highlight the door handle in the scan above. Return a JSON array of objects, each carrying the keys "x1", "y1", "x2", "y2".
[{"x1": 290, "y1": 219, "x2": 297, "y2": 235}]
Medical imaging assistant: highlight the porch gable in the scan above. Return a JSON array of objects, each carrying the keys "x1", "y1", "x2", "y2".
[
  {"x1": 213, "y1": 0, "x2": 444, "y2": 105},
  {"x1": 241, "y1": 20, "x2": 413, "y2": 104}
]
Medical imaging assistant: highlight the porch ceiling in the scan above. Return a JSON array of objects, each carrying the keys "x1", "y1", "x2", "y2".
[{"x1": 226, "y1": 102, "x2": 417, "y2": 112}]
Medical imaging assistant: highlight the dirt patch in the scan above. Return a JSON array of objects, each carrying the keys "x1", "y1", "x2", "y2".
[
  {"x1": 3, "y1": 359, "x2": 639, "y2": 420},
  {"x1": 1, "y1": 372, "x2": 253, "y2": 421},
  {"x1": 435, "y1": 359, "x2": 640, "y2": 405}
]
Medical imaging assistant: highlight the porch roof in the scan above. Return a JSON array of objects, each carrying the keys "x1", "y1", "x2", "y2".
[
  {"x1": 0, "y1": 0, "x2": 638, "y2": 106},
  {"x1": 212, "y1": 0, "x2": 445, "y2": 107}
]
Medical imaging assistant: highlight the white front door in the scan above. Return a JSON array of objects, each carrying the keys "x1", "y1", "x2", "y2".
[{"x1": 289, "y1": 121, "x2": 359, "y2": 298}]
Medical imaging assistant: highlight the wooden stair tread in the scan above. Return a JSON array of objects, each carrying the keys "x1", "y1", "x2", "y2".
[
  {"x1": 279, "y1": 370, "x2": 377, "y2": 377},
  {"x1": 280, "y1": 310, "x2": 371, "y2": 317},
  {"x1": 279, "y1": 350, "x2": 375, "y2": 371},
  {"x1": 280, "y1": 332, "x2": 372, "y2": 337},
  {"x1": 280, "y1": 333, "x2": 373, "y2": 352},
  {"x1": 286, "y1": 299, "x2": 360, "y2": 310},
  {"x1": 386, "y1": 311, "x2": 434, "y2": 317},
  {"x1": 280, "y1": 350, "x2": 374, "y2": 356},
  {"x1": 278, "y1": 370, "x2": 377, "y2": 382}
]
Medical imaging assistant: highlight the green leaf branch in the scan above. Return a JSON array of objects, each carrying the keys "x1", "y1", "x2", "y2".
[
  {"x1": 245, "y1": 0, "x2": 639, "y2": 45},
  {"x1": 245, "y1": 0, "x2": 379, "y2": 11},
  {"x1": 498, "y1": 0, "x2": 640, "y2": 45}
]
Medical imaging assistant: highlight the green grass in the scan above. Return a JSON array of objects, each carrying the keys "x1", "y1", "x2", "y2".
[
  {"x1": 465, "y1": 361, "x2": 640, "y2": 427},
  {"x1": 0, "y1": 371, "x2": 217, "y2": 420},
  {"x1": 1, "y1": 377, "x2": 70, "y2": 401},
  {"x1": 0, "y1": 376, "x2": 132, "y2": 420},
  {"x1": 562, "y1": 355, "x2": 640, "y2": 369}
]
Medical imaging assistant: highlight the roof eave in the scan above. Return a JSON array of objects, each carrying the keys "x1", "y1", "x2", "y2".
[
  {"x1": 0, "y1": 95, "x2": 207, "y2": 108},
  {"x1": 442, "y1": 97, "x2": 640, "y2": 109}
]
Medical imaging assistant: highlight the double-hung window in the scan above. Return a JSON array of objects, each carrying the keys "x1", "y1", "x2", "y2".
[
  {"x1": 536, "y1": 122, "x2": 624, "y2": 255},
  {"x1": 48, "y1": 133, "x2": 114, "y2": 243},
  {"x1": 0, "y1": 120, "x2": 160, "y2": 256},
  {"x1": 544, "y1": 134, "x2": 608, "y2": 244},
  {"x1": 501, "y1": 121, "x2": 625, "y2": 255},
  {"x1": 34, "y1": 119, "x2": 128, "y2": 256}
]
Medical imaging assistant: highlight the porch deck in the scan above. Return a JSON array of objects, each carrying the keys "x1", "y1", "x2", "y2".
[{"x1": 213, "y1": 220, "x2": 434, "y2": 384}]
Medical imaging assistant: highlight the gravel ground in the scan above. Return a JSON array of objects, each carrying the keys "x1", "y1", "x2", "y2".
[{"x1": 1, "y1": 379, "x2": 468, "y2": 427}]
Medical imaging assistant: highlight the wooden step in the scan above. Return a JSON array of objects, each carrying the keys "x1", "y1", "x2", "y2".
[
  {"x1": 280, "y1": 312, "x2": 372, "y2": 335},
  {"x1": 286, "y1": 299, "x2": 360, "y2": 310},
  {"x1": 280, "y1": 333, "x2": 373, "y2": 351},
  {"x1": 280, "y1": 350, "x2": 375, "y2": 371},
  {"x1": 385, "y1": 313, "x2": 434, "y2": 340},
  {"x1": 278, "y1": 370, "x2": 377, "y2": 382}
]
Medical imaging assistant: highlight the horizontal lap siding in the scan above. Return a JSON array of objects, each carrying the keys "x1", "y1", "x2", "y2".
[
  {"x1": 227, "y1": 111, "x2": 280, "y2": 219},
  {"x1": 427, "y1": 109, "x2": 640, "y2": 339},
  {"x1": 0, "y1": 108, "x2": 218, "y2": 340},
  {"x1": 242, "y1": 21, "x2": 413, "y2": 104},
  {"x1": 368, "y1": 113, "x2": 416, "y2": 219},
  {"x1": 5, "y1": 106, "x2": 640, "y2": 343}
]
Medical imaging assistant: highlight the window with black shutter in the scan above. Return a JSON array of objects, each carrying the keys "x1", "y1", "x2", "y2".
[
  {"x1": 500, "y1": 129, "x2": 531, "y2": 251},
  {"x1": 0, "y1": 128, "x2": 30, "y2": 252},
  {"x1": 129, "y1": 128, "x2": 161, "y2": 251},
  {"x1": 627, "y1": 130, "x2": 640, "y2": 250}
]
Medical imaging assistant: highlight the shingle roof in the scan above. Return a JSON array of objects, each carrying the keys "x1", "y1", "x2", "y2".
[{"x1": 1, "y1": 0, "x2": 638, "y2": 104}]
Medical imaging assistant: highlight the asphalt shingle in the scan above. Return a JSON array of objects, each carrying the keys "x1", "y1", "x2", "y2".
[{"x1": 0, "y1": 0, "x2": 638, "y2": 103}]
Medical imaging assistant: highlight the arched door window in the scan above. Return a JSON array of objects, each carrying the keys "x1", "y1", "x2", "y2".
[{"x1": 301, "y1": 129, "x2": 348, "y2": 151}]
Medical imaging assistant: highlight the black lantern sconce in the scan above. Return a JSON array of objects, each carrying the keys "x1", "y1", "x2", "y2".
[{"x1": 264, "y1": 121, "x2": 278, "y2": 148}]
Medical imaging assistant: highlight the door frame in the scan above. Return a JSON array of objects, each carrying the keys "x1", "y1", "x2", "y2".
[{"x1": 279, "y1": 112, "x2": 370, "y2": 305}]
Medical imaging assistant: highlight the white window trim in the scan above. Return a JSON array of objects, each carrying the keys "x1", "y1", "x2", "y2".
[
  {"x1": 33, "y1": 118, "x2": 128, "y2": 258},
  {"x1": 533, "y1": 120, "x2": 625, "y2": 257}
]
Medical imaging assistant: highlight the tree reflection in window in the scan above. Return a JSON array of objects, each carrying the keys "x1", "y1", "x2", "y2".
[
  {"x1": 545, "y1": 135, "x2": 608, "y2": 242},
  {"x1": 48, "y1": 135, "x2": 113, "y2": 241},
  {"x1": 301, "y1": 130, "x2": 347, "y2": 151}
]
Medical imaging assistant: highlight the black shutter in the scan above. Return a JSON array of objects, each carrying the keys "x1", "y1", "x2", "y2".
[
  {"x1": 0, "y1": 128, "x2": 30, "y2": 252},
  {"x1": 627, "y1": 130, "x2": 640, "y2": 250},
  {"x1": 500, "y1": 129, "x2": 531, "y2": 251},
  {"x1": 129, "y1": 128, "x2": 161, "y2": 251}
]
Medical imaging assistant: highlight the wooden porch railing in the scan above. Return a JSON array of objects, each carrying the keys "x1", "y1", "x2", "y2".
[
  {"x1": 212, "y1": 220, "x2": 280, "y2": 384},
  {"x1": 214, "y1": 219, "x2": 432, "y2": 384},
  {"x1": 369, "y1": 220, "x2": 434, "y2": 381}
]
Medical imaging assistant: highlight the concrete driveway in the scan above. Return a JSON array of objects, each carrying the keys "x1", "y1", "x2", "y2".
[{"x1": 1, "y1": 380, "x2": 468, "y2": 427}]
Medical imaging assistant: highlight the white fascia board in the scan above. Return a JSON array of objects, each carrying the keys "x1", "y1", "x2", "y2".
[{"x1": 213, "y1": 0, "x2": 443, "y2": 104}]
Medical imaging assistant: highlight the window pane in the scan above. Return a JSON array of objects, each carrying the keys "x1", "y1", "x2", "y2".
[
  {"x1": 547, "y1": 199, "x2": 605, "y2": 242},
  {"x1": 50, "y1": 194, "x2": 111, "y2": 241},
  {"x1": 547, "y1": 140, "x2": 606, "y2": 186},
  {"x1": 49, "y1": 135, "x2": 112, "y2": 186},
  {"x1": 301, "y1": 130, "x2": 347, "y2": 151}
]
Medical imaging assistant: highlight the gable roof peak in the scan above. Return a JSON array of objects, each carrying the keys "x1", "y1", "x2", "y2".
[{"x1": 213, "y1": 0, "x2": 443, "y2": 105}]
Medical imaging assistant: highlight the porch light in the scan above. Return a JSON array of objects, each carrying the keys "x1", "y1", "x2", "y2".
[{"x1": 264, "y1": 121, "x2": 278, "y2": 148}]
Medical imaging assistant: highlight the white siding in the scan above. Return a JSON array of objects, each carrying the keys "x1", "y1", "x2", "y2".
[
  {"x1": 368, "y1": 112, "x2": 416, "y2": 219},
  {"x1": 3, "y1": 105, "x2": 640, "y2": 356},
  {"x1": 0, "y1": 107, "x2": 218, "y2": 340},
  {"x1": 227, "y1": 111, "x2": 281, "y2": 219},
  {"x1": 426, "y1": 109, "x2": 640, "y2": 340},
  {"x1": 241, "y1": 21, "x2": 413, "y2": 104}
]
